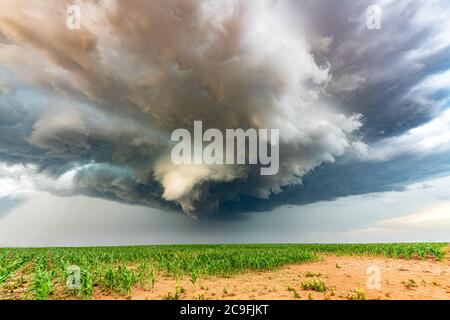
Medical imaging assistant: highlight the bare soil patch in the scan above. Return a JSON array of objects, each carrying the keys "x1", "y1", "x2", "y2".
[{"x1": 95, "y1": 254, "x2": 450, "y2": 300}]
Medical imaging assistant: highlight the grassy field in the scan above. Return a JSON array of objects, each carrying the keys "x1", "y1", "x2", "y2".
[{"x1": 0, "y1": 243, "x2": 447, "y2": 300}]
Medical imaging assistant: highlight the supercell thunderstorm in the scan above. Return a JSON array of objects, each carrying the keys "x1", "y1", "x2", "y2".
[{"x1": 0, "y1": 0, "x2": 448, "y2": 217}]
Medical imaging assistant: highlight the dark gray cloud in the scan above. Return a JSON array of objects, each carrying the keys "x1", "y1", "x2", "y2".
[
  {"x1": 0, "y1": 0, "x2": 449, "y2": 218},
  {"x1": 213, "y1": 151, "x2": 450, "y2": 218},
  {"x1": 316, "y1": 0, "x2": 450, "y2": 139}
]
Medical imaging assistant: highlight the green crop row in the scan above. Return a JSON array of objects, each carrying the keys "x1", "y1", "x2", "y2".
[{"x1": 0, "y1": 243, "x2": 447, "y2": 300}]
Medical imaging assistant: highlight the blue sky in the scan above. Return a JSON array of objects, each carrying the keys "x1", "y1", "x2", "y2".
[{"x1": 0, "y1": 0, "x2": 449, "y2": 246}]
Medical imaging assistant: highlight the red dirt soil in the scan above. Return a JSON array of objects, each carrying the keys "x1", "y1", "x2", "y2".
[{"x1": 95, "y1": 254, "x2": 450, "y2": 300}]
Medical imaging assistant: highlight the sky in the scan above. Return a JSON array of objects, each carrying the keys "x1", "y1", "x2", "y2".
[{"x1": 0, "y1": 0, "x2": 449, "y2": 246}]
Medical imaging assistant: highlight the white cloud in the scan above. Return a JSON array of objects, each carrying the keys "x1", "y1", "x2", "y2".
[
  {"x1": 369, "y1": 108, "x2": 450, "y2": 161},
  {"x1": 0, "y1": 163, "x2": 76, "y2": 199},
  {"x1": 411, "y1": 69, "x2": 450, "y2": 94},
  {"x1": 342, "y1": 175, "x2": 450, "y2": 239},
  {"x1": 407, "y1": 69, "x2": 450, "y2": 109},
  {"x1": 405, "y1": 0, "x2": 450, "y2": 61},
  {"x1": 380, "y1": 202, "x2": 450, "y2": 226}
]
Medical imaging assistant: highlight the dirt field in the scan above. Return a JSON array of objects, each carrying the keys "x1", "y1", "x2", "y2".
[{"x1": 95, "y1": 254, "x2": 450, "y2": 300}]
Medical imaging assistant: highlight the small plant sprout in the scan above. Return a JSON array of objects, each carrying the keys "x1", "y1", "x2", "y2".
[
  {"x1": 347, "y1": 289, "x2": 367, "y2": 300},
  {"x1": 403, "y1": 279, "x2": 418, "y2": 289},
  {"x1": 301, "y1": 279, "x2": 327, "y2": 293},
  {"x1": 190, "y1": 271, "x2": 198, "y2": 285},
  {"x1": 305, "y1": 271, "x2": 322, "y2": 278}
]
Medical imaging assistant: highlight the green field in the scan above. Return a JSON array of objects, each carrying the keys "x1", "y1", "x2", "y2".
[{"x1": 0, "y1": 243, "x2": 447, "y2": 300}]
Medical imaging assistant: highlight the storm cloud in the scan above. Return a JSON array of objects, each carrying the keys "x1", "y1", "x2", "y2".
[{"x1": 0, "y1": 0, "x2": 449, "y2": 218}]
